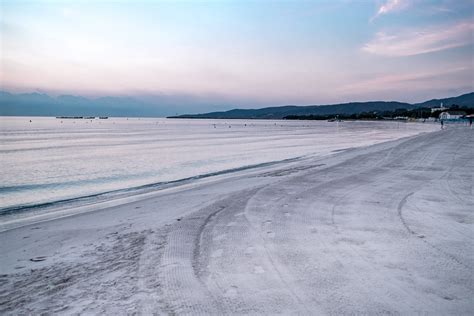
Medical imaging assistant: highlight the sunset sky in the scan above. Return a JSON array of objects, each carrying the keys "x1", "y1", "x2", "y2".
[{"x1": 1, "y1": 0, "x2": 473, "y2": 107}]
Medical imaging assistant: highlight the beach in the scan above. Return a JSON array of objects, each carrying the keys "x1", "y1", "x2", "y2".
[{"x1": 1, "y1": 127, "x2": 472, "y2": 314}]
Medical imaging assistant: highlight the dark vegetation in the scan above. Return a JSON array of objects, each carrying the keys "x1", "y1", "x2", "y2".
[
  {"x1": 170, "y1": 92, "x2": 474, "y2": 120},
  {"x1": 1, "y1": 90, "x2": 473, "y2": 119},
  {"x1": 284, "y1": 105, "x2": 474, "y2": 121}
]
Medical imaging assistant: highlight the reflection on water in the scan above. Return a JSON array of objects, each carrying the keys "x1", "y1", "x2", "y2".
[{"x1": 0, "y1": 116, "x2": 436, "y2": 213}]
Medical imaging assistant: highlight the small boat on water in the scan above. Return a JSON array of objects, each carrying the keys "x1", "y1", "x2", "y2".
[{"x1": 55, "y1": 116, "x2": 109, "y2": 119}]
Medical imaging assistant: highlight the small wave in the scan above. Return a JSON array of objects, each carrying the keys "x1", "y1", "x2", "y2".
[{"x1": 0, "y1": 156, "x2": 303, "y2": 217}]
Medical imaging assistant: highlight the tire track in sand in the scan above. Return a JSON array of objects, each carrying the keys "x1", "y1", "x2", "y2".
[{"x1": 157, "y1": 189, "x2": 263, "y2": 314}]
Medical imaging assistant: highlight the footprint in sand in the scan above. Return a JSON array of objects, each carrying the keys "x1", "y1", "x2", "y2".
[
  {"x1": 227, "y1": 221, "x2": 237, "y2": 227},
  {"x1": 244, "y1": 246, "x2": 255, "y2": 255},
  {"x1": 211, "y1": 249, "x2": 223, "y2": 258},
  {"x1": 254, "y1": 266, "x2": 265, "y2": 274},
  {"x1": 224, "y1": 285, "x2": 239, "y2": 297},
  {"x1": 30, "y1": 256, "x2": 47, "y2": 262},
  {"x1": 213, "y1": 234, "x2": 226, "y2": 242},
  {"x1": 266, "y1": 231, "x2": 275, "y2": 238}
]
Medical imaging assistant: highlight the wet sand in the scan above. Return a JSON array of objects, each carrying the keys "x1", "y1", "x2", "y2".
[{"x1": 1, "y1": 127, "x2": 473, "y2": 314}]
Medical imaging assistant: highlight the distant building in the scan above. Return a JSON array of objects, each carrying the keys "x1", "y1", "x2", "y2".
[
  {"x1": 439, "y1": 111, "x2": 466, "y2": 120},
  {"x1": 431, "y1": 106, "x2": 448, "y2": 113},
  {"x1": 431, "y1": 102, "x2": 448, "y2": 113}
]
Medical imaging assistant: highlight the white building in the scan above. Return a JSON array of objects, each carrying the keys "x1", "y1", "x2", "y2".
[
  {"x1": 431, "y1": 102, "x2": 448, "y2": 113},
  {"x1": 431, "y1": 106, "x2": 448, "y2": 113},
  {"x1": 439, "y1": 111, "x2": 466, "y2": 120}
]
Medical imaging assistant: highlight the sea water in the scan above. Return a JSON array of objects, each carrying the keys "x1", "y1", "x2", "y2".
[{"x1": 0, "y1": 117, "x2": 437, "y2": 216}]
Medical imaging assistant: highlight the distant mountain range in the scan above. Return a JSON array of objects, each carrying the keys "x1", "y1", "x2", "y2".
[
  {"x1": 0, "y1": 91, "x2": 160, "y2": 117},
  {"x1": 170, "y1": 92, "x2": 474, "y2": 119},
  {"x1": 1, "y1": 90, "x2": 473, "y2": 118},
  {"x1": 0, "y1": 91, "x2": 226, "y2": 117}
]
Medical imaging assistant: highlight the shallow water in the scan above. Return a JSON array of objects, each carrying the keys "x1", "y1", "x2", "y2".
[{"x1": 0, "y1": 117, "x2": 437, "y2": 214}]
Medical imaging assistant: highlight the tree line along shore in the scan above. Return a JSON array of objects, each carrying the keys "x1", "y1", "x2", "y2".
[{"x1": 284, "y1": 105, "x2": 474, "y2": 121}]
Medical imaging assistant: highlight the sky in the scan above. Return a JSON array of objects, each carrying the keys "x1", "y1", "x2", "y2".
[{"x1": 1, "y1": 0, "x2": 473, "y2": 108}]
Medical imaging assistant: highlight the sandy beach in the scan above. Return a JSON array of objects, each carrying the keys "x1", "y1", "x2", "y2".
[{"x1": 1, "y1": 127, "x2": 472, "y2": 314}]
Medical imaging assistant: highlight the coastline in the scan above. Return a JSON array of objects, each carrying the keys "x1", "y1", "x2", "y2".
[
  {"x1": 1, "y1": 127, "x2": 472, "y2": 314},
  {"x1": 0, "y1": 118, "x2": 437, "y2": 231},
  {"x1": 1, "y1": 117, "x2": 436, "y2": 214}
]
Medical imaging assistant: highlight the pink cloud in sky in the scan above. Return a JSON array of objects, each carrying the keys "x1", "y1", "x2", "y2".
[
  {"x1": 362, "y1": 20, "x2": 474, "y2": 57},
  {"x1": 378, "y1": 0, "x2": 404, "y2": 15},
  {"x1": 336, "y1": 66, "x2": 472, "y2": 102},
  {"x1": 341, "y1": 67, "x2": 469, "y2": 91},
  {"x1": 371, "y1": 0, "x2": 410, "y2": 21}
]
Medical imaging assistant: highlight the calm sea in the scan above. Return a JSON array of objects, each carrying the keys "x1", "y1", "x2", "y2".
[{"x1": 0, "y1": 117, "x2": 436, "y2": 216}]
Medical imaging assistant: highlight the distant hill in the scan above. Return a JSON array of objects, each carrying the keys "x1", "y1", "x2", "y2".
[
  {"x1": 0, "y1": 91, "x2": 162, "y2": 117},
  {"x1": 413, "y1": 92, "x2": 474, "y2": 108},
  {"x1": 1, "y1": 90, "x2": 473, "y2": 118},
  {"x1": 171, "y1": 101, "x2": 413, "y2": 119},
  {"x1": 171, "y1": 92, "x2": 474, "y2": 119},
  {"x1": 0, "y1": 91, "x2": 226, "y2": 117}
]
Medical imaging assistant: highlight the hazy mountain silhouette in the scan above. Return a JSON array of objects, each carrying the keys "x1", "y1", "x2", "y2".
[
  {"x1": 171, "y1": 92, "x2": 474, "y2": 119},
  {"x1": 0, "y1": 91, "x2": 227, "y2": 117},
  {"x1": 413, "y1": 93, "x2": 474, "y2": 108},
  {"x1": 1, "y1": 90, "x2": 472, "y2": 118}
]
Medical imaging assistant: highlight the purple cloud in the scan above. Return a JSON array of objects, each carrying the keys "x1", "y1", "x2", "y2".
[
  {"x1": 371, "y1": 0, "x2": 411, "y2": 21},
  {"x1": 363, "y1": 20, "x2": 474, "y2": 56}
]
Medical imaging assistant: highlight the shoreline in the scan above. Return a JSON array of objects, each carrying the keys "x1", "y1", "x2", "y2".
[
  {"x1": 2, "y1": 118, "x2": 436, "y2": 215},
  {"x1": 1, "y1": 127, "x2": 472, "y2": 314},
  {"x1": 0, "y1": 155, "x2": 305, "y2": 232},
  {"x1": 0, "y1": 121, "x2": 436, "y2": 232}
]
